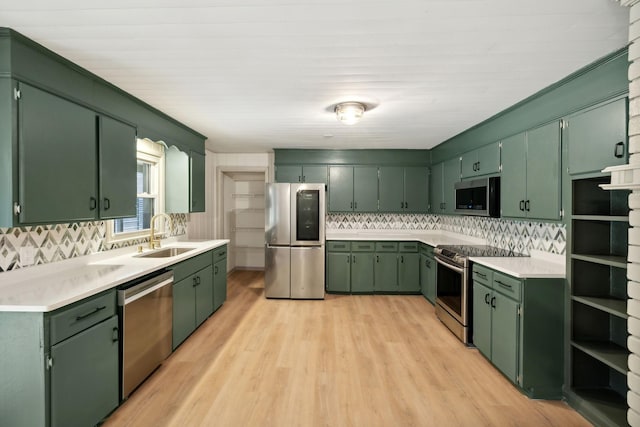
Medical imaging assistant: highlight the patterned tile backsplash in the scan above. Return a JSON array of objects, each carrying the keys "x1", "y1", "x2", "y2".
[
  {"x1": 0, "y1": 214, "x2": 188, "y2": 273},
  {"x1": 326, "y1": 213, "x2": 566, "y2": 256}
]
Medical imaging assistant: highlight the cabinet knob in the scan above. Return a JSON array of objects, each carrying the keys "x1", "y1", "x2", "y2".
[
  {"x1": 103, "y1": 198, "x2": 110, "y2": 210},
  {"x1": 89, "y1": 197, "x2": 97, "y2": 211},
  {"x1": 484, "y1": 293, "x2": 490, "y2": 305},
  {"x1": 614, "y1": 141, "x2": 625, "y2": 158},
  {"x1": 524, "y1": 200, "x2": 530, "y2": 212},
  {"x1": 490, "y1": 296, "x2": 496, "y2": 309}
]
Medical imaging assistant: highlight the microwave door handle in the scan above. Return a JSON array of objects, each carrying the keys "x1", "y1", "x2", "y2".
[{"x1": 435, "y1": 256, "x2": 464, "y2": 274}]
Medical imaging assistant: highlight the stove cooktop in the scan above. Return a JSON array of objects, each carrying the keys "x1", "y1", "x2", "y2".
[{"x1": 435, "y1": 245, "x2": 527, "y2": 258}]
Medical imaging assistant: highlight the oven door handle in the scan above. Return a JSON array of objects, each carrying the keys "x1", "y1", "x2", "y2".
[{"x1": 435, "y1": 256, "x2": 464, "y2": 274}]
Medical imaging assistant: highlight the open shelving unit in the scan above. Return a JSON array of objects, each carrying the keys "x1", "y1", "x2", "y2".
[
  {"x1": 568, "y1": 175, "x2": 630, "y2": 426},
  {"x1": 226, "y1": 176, "x2": 265, "y2": 269}
]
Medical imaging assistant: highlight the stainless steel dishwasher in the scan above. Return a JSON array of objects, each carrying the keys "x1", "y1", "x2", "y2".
[{"x1": 118, "y1": 270, "x2": 173, "y2": 399}]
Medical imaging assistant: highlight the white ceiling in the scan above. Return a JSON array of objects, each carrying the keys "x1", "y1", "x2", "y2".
[{"x1": 0, "y1": 0, "x2": 630, "y2": 153}]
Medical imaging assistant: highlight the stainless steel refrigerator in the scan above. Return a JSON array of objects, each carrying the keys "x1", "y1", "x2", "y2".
[{"x1": 265, "y1": 183, "x2": 325, "y2": 299}]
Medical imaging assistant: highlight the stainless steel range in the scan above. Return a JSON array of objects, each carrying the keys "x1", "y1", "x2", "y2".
[{"x1": 433, "y1": 245, "x2": 525, "y2": 344}]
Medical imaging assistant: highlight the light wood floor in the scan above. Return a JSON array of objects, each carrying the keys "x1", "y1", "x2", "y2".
[{"x1": 104, "y1": 270, "x2": 590, "y2": 427}]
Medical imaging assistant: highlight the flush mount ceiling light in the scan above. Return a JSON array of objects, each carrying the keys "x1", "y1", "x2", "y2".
[{"x1": 335, "y1": 102, "x2": 366, "y2": 125}]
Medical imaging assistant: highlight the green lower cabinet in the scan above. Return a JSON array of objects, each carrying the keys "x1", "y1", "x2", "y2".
[
  {"x1": 351, "y1": 252, "x2": 375, "y2": 293},
  {"x1": 50, "y1": 316, "x2": 119, "y2": 427},
  {"x1": 173, "y1": 277, "x2": 197, "y2": 349},
  {"x1": 374, "y1": 253, "x2": 398, "y2": 292},
  {"x1": 473, "y1": 282, "x2": 492, "y2": 358},
  {"x1": 471, "y1": 264, "x2": 564, "y2": 399},
  {"x1": 195, "y1": 265, "x2": 214, "y2": 327},
  {"x1": 398, "y1": 252, "x2": 420, "y2": 293},
  {"x1": 420, "y1": 253, "x2": 436, "y2": 303},
  {"x1": 213, "y1": 258, "x2": 227, "y2": 312},
  {"x1": 326, "y1": 251, "x2": 351, "y2": 292}
]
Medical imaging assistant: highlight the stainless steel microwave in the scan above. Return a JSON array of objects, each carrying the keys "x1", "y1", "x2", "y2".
[{"x1": 454, "y1": 177, "x2": 500, "y2": 217}]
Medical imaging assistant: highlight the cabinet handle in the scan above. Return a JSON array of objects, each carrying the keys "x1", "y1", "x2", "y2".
[
  {"x1": 405, "y1": 201, "x2": 408, "y2": 209},
  {"x1": 401, "y1": 202, "x2": 404, "y2": 209},
  {"x1": 302, "y1": 175, "x2": 306, "y2": 182},
  {"x1": 614, "y1": 141, "x2": 625, "y2": 158},
  {"x1": 75, "y1": 305, "x2": 106, "y2": 321},
  {"x1": 400, "y1": 255, "x2": 404, "y2": 263},
  {"x1": 354, "y1": 201, "x2": 357, "y2": 209},
  {"x1": 525, "y1": 200, "x2": 530, "y2": 212},
  {"x1": 484, "y1": 293, "x2": 490, "y2": 305},
  {"x1": 519, "y1": 200, "x2": 525, "y2": 211},
  {"x1": 476, "y1": 272, "x2": 487, "y2": 279},
  {"x1": 490, "y1": 296, "x2": 496, "y2": 309},
  {"x1": 112, "y1": 326, "x2": 119, "y2": 343},
  {"x1": 103, "y1": 198, "x2": 110, "y2": 210},
  {"x1": 352, "y1": 255, "x2": 356, "y2": 264},
  {"x1": 495, "y1": 279, "x2": 512, "y2": 289},
  {"x1": 376, "y1": 255, "x2": 379, "y2": 263},
  {"x1": 298, "y1": 175, "x2": 301, "y2": 182},
  {"x1": 193, "y1": 277, "x2": 198, "y2": 287},
  {"x1": 347, "y1": 255, "x2": 350, "y2": 263},
  {"x1": 425, "y1": 260, "x2": 431, "y2": 268},
  {"x1": 350, "y1": 202, "x2": 353, "y2": 209},
  {"x1": 89, "y1": 197, "x2": 97, "y2": 211},
  {"x1": 215, "y1": 265, "x2": 218, "y2": 274},
  {"x1": 477, "y1": 161, "x2": 480, "y2": 171}
]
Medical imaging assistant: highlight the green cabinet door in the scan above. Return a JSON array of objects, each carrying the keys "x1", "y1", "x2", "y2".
[
  {"x1": 460, "y1": 151, "x2": 477, "y2": 179},
  {"x1": 398, "y1": 252, "x2": 420, "y2": 292},
  {"x1": 526, "y1": 121, "x2": 561, "y2": 220},
  {"x1": 326, "y1": 251, "x2": 351, "y2": 292},
  {"x1": 443, "y1": 157, "x2": 460, "y2": 214},
  {"x1": 195, "y1": 265, "x2": 214, "y2": 327},
  {"x1": 353, "y1": 166, "x2": 378, "y2": 212},
  {"x1": 420, "y1": 253, "x2": 429, "y2": 298},
  {"x1": 500, "y1": 132, "x2": 527, "y2": 218},
  {"x1": 473, "y1": 282, "x2": 492, "y2": 359},
  {"x1": 475, "y1": 142, "x2": 500, "y2": 176},
  {"x1": 424, "y1": 255, "x2": 436, "y2": 303},
  {"x1": 302, "y1": 165, "x2": 328, "y2": 184},
  {"x1": 213, "y1": 258, "x2": 227, "y2": 311},
  {"x1": 568, "y1": 98, "x2": 627, "y2": 175},
  {"x1": 276, "y1": 165, "x2": 302, "y2": 183},
  {"x1": 404, "y1": 167, "x2": 429, "y2": 213},
  {"x1": 378, "y1": 166, "x2": 404, "y2": 212},
  {"x1": 50, "y1": 316, "x2": 119, "y2": 427},
  {"x1": 99, "y1": 115, "x2": 136, "y2": 219},
  {"x1": 374, "y1": 253, "x2": 398, "y2": 292},
  {"x1": 431, "y1": 162, "x2": 444, "y2": 213},
  {"x1": 328, "y1": 166, "x2": 354, "y2": 212},
  {"x1": 351, "y1": 252, "x2": 375, "y2": 293},
  {"x1": 18, "y1": 83, "x2": 97, "y2": 224},
  {"x1": 173, "y1": 278, "x2": 196, "y2": 349},
  {"x1": 491, "y1": 293, "x2": 519, "y2": 383},
  {"x1": 190, "y1": 151, "x2": 206, "y2": 212}
]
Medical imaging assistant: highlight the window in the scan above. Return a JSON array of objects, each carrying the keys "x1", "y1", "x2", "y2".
[{"x1": 106, "y1": 139, "x2": 165, "y2": 243}]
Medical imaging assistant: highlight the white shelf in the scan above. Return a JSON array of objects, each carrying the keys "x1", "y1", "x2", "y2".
[
  {"x1": 233, "y1": 208, "x2": 264, "y2": 213},
  {"x1": 233, "y1": 227, "x2": 263, "y2": 231},
  {"x1": 232, "y1": 193, "x2": 264, "y2": 199}
]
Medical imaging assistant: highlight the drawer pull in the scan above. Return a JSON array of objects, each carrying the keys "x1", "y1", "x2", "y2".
[
  {"x1": 75, "y1": 305, "x2": 106, "y2": 321},
  {"x1": 475, "y1": 272, "x2": 487, "y2": 279},
  {"x1": 112, "y1": 326, "x2": 119, "y2": 343},
  {"x1": 484, "y1": 293, "x2": 490, "y2": 304},
  {"x1": 490, "y1": 296, "x2": 496, "y2": 309},
  {"x1": 495, "y1": 280, "x2": 512, "y2": 289},
  {"x1": 382, "y1": 245, "x2": 394, "y2": 248},
  {"x1": 218, "y1": 251, "x2": 226, "y2": 257}
]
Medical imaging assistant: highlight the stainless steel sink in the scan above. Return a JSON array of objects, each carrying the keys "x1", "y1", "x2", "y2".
[{"x1": 135, "y1": 247, "x2": 196, "y2": 258}]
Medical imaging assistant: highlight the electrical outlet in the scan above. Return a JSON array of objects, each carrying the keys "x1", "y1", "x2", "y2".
[{"x1": 20, "y1": 246, "x2": 35, "y2": 266}]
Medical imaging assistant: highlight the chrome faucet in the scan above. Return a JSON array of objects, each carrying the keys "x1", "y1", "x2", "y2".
[{"x1": 149, "y1": 213, "x2": 173, "y2": 249}]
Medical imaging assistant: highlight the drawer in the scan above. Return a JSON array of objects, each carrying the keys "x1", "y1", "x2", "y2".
[
  {"x1": 351, "y1": 241, "x2": 375, "y2": 252},
  {"x1": 399, "y1": 242, "x2": 418, "y2": 252},
  {"x1": 213, "y1": 245, "x2": 227, "y2": 262},
  {"x1": 172, "y1": 251, "x2": 212, "y2": 282},
  {"x1": 375, "y1": 242, "x2": 398, "y2": 252},
  {"x1": 327, "y1": 241, "x2": 351, "y2": 252},
  {"x1": 50, "y1": 290, "x2": 116, "y2": 345},
  {"x1": 493, "y1": 272, "x2": 522, "y2": 301},
  {"x1": 420, "y1": 244, "x2": 434, "y2": 256},
  {"x1": 472, "y1": 264, "x2": 493, "y2": 286}
]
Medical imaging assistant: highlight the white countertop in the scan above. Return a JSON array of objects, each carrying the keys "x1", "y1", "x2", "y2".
[
  {"x1": 469, "y1": 250, "x2": 566, "y2": 279},
  {"x1": 326, "y1": 229, "x2": 486, "y2": 246},
  {"x1": 326, "y1": 230, "x2": 566, "y2": 279},
  {"x1": 0, "y1": 238, "x2": 229, "y2": 312}
]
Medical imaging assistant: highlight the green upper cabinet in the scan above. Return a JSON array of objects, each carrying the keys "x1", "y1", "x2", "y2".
[
  {"x1": 431, "y1": 159, "x2": 460, "y2": 215},
  {"x1": 567, "y1": 97, "x2": 627, "y2": 175},
  {"x1": 501, "y1": 122, "x2": 561, "y2": 220},
  {"x1": 379, "y1": 166, "x2": 429, "y2": 213},
  {"x1": 190, "y1": 151, "x2": 206, "y2": 213},
  {"x1": 328, "y1": 166, "x2": 377, "y2": 212},
  {"x1": 461, "y1": 141, "x2": 500, "y2": 179},
  {"x1": 17, "y1": 83, "x2": 98, "y2": 224},
  {"x1": 165, "y1": 146, "x2": 190, "y2": 213},
  {"x1": 328, "y1": 166, "x2": 354, "y2": 212},
  {"x1": 378, "y1": 166, "x2": 404, "y2": 212},
  {"x1": 98, "y1": 115, "x2": 137, "y2": 219},
  {"x1": 276, "y1": 165, "x2": 328, "y2": 184}
]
